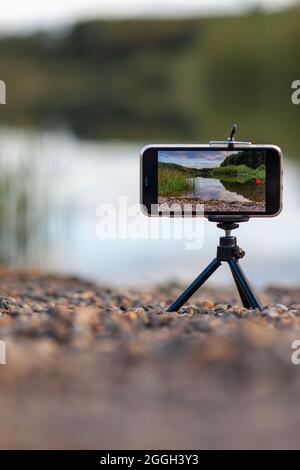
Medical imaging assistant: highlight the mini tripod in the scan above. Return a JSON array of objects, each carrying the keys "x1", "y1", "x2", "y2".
[
  {"x1": 167, "y1": 124, "x2": 263, "y2": 312},
  {"x1": 167, "y1": 216, "x2": 262, "y2": 311}
]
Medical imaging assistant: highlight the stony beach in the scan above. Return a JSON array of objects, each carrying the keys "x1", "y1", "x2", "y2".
[
  {"x1": 0, "y1": 268, "x2": 300, "y2": 449},
  {"x1": 158, "y1": 196, "x2": 265, "y2": 213}
]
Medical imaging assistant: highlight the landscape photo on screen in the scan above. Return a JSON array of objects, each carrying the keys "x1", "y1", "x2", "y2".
[{"x1": 158, "y1": 149, "x2": 266, "y2": 212}]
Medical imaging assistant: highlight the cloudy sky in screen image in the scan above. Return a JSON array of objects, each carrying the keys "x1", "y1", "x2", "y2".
[{"x1": 158, "y1": 150, "x2": 240, "y2": 169}]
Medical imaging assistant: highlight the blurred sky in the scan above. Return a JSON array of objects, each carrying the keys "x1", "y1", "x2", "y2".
[{"x1": 0, "y1": 0, "x2": 297, "y2": 34}]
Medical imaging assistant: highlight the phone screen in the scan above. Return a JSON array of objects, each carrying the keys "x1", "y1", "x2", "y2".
[{"x1": 157, "y1": 149, "x2": 266, "y2": 213}]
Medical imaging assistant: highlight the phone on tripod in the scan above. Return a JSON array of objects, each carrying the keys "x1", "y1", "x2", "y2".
[
  {"x1": 141, "y1": 143, "x2": 283, "y2": 217},
  {"x1": 140, "y1": 129, "x2": 283, "y2": 311}
]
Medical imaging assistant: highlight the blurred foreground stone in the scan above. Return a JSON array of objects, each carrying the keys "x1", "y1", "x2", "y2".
[{"x1": 0, "y1": 269, "x2": 300, "y2": 449}]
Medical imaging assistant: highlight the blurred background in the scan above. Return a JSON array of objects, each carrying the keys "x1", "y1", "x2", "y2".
[{"x1": 0, "y1": 0, "x2": 300, "y2": 288}]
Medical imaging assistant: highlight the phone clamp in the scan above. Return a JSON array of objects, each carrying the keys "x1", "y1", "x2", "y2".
[
  {"x1": 209, "y1": 123, "x2": 252, "y2": 148},
  {"x1": 167, "y1": 217, "x2": 262, "y2": 312}
]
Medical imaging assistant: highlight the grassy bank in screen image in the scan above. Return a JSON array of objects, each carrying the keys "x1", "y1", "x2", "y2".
[{"x1": 158, "y1": 150, "x2": 266, "y2": 212}]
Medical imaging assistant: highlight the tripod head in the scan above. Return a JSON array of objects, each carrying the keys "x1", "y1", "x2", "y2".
[{"x1": 208, "y1": 215, "x2": 249, "y2": 236}]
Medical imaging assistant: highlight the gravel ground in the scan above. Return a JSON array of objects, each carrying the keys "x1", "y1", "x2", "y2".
[{"x1": 0, "y1": 268, "x2": 300, "y2": 449}]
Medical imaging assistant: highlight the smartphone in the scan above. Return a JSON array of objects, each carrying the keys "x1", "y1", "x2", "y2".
[{"x1": 140, "y1": 144, "x2": 283, "y2": 217}]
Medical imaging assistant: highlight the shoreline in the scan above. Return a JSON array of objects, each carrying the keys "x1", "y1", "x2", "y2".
[{"x1": 158, "y1": 196, "x2": 265, "y2": 212}]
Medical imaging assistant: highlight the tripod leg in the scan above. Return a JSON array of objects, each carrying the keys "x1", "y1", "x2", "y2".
[
  {"x1": 167, "y1": 258, "x2": 221, "y2": 312},
  {"x1": 229, "y1": 265, "x2": 252, "y2": 309},
  {"x1": 228, "y1": 259, "x2": 262, "y2": 310}
]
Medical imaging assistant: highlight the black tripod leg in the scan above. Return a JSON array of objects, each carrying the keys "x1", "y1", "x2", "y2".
[
  {"x1": 228, "y1": 259, "x2": 262, "y2": 310},
  {"x1": 229, "y1": 264, "x2": 252, "y2": 309},
  {"x1": 167, "y1": 258, "x2": 221, "y2": 312}
]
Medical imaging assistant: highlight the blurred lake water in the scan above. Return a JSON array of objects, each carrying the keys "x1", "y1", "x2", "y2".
[{"x1": 0, "y1": 127, "x2": 299, "y2": 288}]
